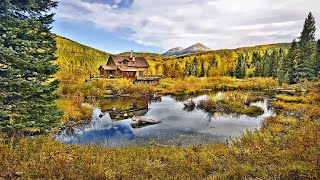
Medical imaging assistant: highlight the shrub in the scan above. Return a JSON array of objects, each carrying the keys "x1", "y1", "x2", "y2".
[{"x1": 241, "y1": 106, "x2": 264, "y2": 117}]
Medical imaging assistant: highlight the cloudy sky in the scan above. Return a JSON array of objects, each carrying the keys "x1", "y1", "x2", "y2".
[{"x1": 52, "y1": 0, "x2": 320, "y2": 54}]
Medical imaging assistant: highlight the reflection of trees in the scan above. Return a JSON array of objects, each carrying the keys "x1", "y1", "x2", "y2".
[
  {"x1": 59, "y1": 122, "x2": 91, "y2": 138},
  {"x1": 183, "y1": 99, "x2": 196, "y2": 112},
  {"x1": 98, "y1": 97, "x2": 149, "y2": 120},
  {"x1": 170, "y1": 94, "x2": 204, "y2": 102},
  {"x1": 149, "y1": 96, "x2": 162, "y2": 103},
  {"x1": 201, "y1": 107, "x2": 242, "y2": 119},
  {"x1": 99, "y1": 97, "x2": 148, "y2": 112},
  {"x1": 183, "y1": 106, "x2": 195, "y2": 112}
]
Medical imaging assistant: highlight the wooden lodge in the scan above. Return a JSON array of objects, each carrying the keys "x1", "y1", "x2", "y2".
[{"x1": 98, "y1": 51, "x2": 161, "y2": 84}]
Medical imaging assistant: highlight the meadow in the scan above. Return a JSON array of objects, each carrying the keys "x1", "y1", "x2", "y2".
[{"x1": 1, "y1": 82, "x2": 319, "y2": 179}]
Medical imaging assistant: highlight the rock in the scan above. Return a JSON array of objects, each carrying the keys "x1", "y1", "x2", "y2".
[
  {"x1": 131, "y1": 116, "x2": 161, "y2": 128},
  {"x1": 99, "y1": 112, "x2": 105, "y2": 118}
]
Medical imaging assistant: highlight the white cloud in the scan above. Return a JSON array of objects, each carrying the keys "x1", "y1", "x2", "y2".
[{"x1": 56, "y1": 0, "x2": 320, "y2": 51}]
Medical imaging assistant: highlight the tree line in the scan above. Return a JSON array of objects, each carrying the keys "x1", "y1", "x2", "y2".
[
  {"x1": 234, "y1": 12, "x2": 319, "y2": 84},
  {"x1": 149, "y1": 12, "x2": 319, "y2": 84}
]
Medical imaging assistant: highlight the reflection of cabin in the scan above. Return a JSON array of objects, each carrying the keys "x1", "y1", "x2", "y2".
[{"x1": 99, "y1": 51, "x2": 161, "y2": 83}]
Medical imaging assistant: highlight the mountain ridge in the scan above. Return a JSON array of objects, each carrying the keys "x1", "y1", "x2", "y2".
[{"x1": 163, "y1": 43, "x2": 212, "y2": 56}]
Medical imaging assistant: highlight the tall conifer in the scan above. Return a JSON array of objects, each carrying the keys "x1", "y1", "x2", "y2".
[
  {"x1": 294, "y1": 12, "x2": 317, "y2": 81},
  {"x1": 0, "y1": 0, "x2": 61, "y2": 133}
]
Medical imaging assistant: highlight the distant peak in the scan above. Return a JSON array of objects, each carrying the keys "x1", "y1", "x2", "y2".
[
  {"x1": 162, "y1": 43, "x2": 211, "y2": 56},
  {"x1": 194, "y1": 43, "x2": 203, "y2": 46}
]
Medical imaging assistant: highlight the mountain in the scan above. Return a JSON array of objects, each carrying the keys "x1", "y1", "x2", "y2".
[
  {"x1": 163, "y1": 43, "x2": 211, "y2": 56},
  {"x1": 162, "y1": 47, "x2": 184, "y2": 56},
  {"x1": 180, "y1": 43, "x2": 212, "y2": 55}
]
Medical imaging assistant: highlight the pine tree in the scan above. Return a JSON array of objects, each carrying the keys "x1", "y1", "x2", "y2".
[
  {"x1": 200, "y1": 60, "x2": 205, "y2": 77},
  {"x1": 284, "y1": 40, "x2": 299, "y2": 84},
  {"x1": 235, "y1": 54, "x2": 246, "y2": 78},
  {"x1": 190, "y1": 57, "x2": 198, "y2": 76},
  {"x1": 268, "y1": 50, "x2": 279, "y2": 77},
  {"x1": 243, "y1": 53, "x2": 248, "y2": 77},
  {"x1": 262, "y1": 51, "x2": 270, "y2": 77},
  {"x1": 277, "y1": 48, "x2": 289, "y2": 84},
  {"x1": 294, "y1": 12, "x2": 317, "y2": 82},
  {"x1": 184, "y1": 62, "x2": 191, "y2": 77},
  {"x1": 252, "y1": 52, "x2": 263, "y2": 77},
  {"x1": 0, "y1": 0, "x2": 61, "y2": 134},
  {"x1": 315, "y1": 39, "x2": 320, "y2": 77}
]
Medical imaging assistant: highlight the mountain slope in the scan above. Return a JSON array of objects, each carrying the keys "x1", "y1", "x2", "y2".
[
  {"x1": 180, "y1": 43, "x2": 211, "y2": 55},
  {"x1": 163, "y1": 43, "x2": 211, "y2": 56},
  {"x1": 54, "y1": 36, "x2": 110, "y2": 82},
  {"x1": 54, "y1": 35, "x2": 290, "y2": 82},
  {"x1": 163, "y1": 47, "x2": 184, "y2": 56}
]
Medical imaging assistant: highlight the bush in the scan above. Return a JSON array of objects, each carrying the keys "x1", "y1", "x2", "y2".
[{"x1": 241, "y1": 106, "x2": 264, "y2": 117}]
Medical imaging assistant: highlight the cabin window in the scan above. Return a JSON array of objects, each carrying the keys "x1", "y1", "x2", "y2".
[{"x1": 139, "y1": 71, "x2": 144, "y2": 77}]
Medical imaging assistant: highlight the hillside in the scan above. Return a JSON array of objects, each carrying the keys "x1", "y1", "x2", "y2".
[
  {"x1": 54, "y1": 36, "x2": 290, "y2": 80},
  {"x1": 54, "y1": 36, "x2": 110, "y2": 82}
]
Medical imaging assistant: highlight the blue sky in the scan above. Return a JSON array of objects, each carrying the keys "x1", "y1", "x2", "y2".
[{"x1": 52, "y1": 0, "x2": 320, "y2": 54}]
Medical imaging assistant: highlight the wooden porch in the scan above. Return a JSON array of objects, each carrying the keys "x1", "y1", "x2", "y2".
[{"x1": 89, "y1": 74, "x2": 162, "y2": 84}]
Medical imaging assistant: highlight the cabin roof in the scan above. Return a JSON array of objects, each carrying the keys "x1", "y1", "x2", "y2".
[
  {"x1": 100, "y1": 65, "x2": 117, "y2": 70},
  {"x1": 117, "y1": 66, "x2": 138, "y2": 72},
  {"x1": 109, "y1": 55, "x2": 149, "y2": 68}
]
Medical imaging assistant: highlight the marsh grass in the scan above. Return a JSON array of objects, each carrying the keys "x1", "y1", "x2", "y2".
[
  {"x1": 7, "y1": 79, "x2": 317, "y2": 179},
  {"x1": 197, "y1": 91, "x2": 265, "y2": 117},
  {"x1": 1, "y1": 113, "x2": 318, "y2": 179},
  {"x1": 156, "y1": 77, "x2": 278, "y2": 95}
]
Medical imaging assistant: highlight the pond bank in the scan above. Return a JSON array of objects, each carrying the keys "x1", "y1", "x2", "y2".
[{"x1": 55, "y1": 91, "x2": 275, "y2": 147}]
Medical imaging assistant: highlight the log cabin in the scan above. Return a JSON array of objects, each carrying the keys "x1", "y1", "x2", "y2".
[
  {"x1": 99, "y1": 51, "x2": 161, "y2": 83},
  {"x1": 99, "y1": 51, "x2": 149, "y2": 79}
]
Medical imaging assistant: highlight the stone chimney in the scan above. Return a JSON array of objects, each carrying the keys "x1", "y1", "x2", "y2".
[{"x1": 130, "y1": 50, "x2": 133, "y2": 59}]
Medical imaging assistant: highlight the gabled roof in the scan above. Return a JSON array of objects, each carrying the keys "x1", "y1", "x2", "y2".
[
  {"x1": 117, "y1": 66, "x2": 138, "y2": 72},
  {"x1": 109, "y1": 55, "x2": 149, "y2": 68},
  {"x1": 100, "y1": 65, "x2": 117, "y2": 70}
]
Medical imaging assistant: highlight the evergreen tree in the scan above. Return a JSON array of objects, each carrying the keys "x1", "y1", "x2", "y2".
[
  {"x1": 269, "y1": 51, "x2": 278, "y2": 77},
  {"x1": 184, "y1": 62, "x2": 191, "y2": 77},
  {"x1": 294, "y1": 12, "x2": 317, "y2": 82},
  {"x1": 0, "y1": 0, "x2": 61, "y2": 133},
  {"x1": 252, "y1": 52, "x2": 263, "y2": 77},
  {"x1": 277, "y1": 48, "x2": 289, "y2": 84},
  {"x1": 315, "y1": 39, "x2": 320, "y2": 77},
  {"x1": 285, "y1": 40, "x2": 299, "y2": 84},
  {"x1": 243, "y1": 53, "x2": 248, "y2": 77},
  {"x1": 235, "y1": 54, "x2": 246, "y2": 78},
  {"x1": 190, "y1": 57, "x2": 198, "y2": 76},
  {"x1": 200, "y1": 60, "x2": 205, "y2": 77},
  {"x1": 262, "y1": 51, "x2": 270, "y2": 77}
]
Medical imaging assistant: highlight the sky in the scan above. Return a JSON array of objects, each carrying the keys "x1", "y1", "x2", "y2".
[{"x1": 52, "y1": 0, "x2": 320, "y2": 54}]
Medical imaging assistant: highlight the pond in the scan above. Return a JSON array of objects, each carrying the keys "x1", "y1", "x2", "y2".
[{"x1": 56, "y1": 91, "x2": 275, "y2": 147}]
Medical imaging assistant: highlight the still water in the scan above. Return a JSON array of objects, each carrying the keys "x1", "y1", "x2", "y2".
[{"x1": 56, "y1": 92, "x2": 274, "y2": 147}]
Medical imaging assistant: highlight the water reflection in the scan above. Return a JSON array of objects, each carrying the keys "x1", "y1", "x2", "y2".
[{"x1": 56, "y1": 92, "x2": 275, "y2": 147}]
